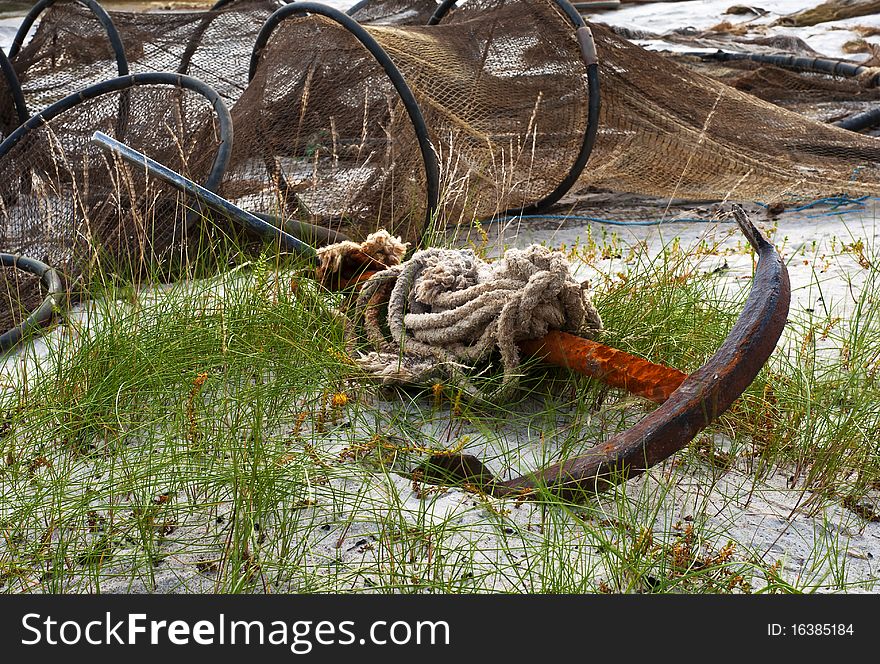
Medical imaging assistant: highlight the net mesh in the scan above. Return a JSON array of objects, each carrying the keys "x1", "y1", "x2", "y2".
[
  {"x1": 0, "y1": 88, "x2": 18, "y2": 144},
  {"x1": 9, "y1": 0, "x2": 281, "y2": 112},
  {"x1": 0, "y1": 264, "x2": 44, "y2": 334},
  {"x1": 354, "y1": 0, "x2": 880, "y2": 204},
  {"x1": 224, "y1": 13, "x2": 430, "y2": 244},
  {"x1": 224, "y1": 0, "x2": 592, "y2": 241},
  {"x1": 0, "y1": 81, "x2": 226, "y2": 292},
  {"x1": 584, "y1": 24, "x2": 880, "y2": 202},
  {"x1": 8, "y1": 0, "x2": 593, "y2": 242}
]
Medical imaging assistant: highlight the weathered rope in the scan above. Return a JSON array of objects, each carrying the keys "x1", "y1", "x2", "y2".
[{"x1": 319, "y1": 231, "x2": 602, "y2": 399}]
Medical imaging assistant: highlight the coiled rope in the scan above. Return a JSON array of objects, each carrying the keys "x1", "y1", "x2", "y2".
[{"x1": 319, "y1": 231, "x2": 603, "y2": 399}]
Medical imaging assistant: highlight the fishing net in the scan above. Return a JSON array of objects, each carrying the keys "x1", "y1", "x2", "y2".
[
  {"x1": 7, "y1": 0, "x2": 281, "y2": 114},
  {"x1": 364, "y1": 0, "x2": 593, "y2": 221},
  {"x1": 0, "y1": 74, "x2": 231, "y2": 296},
  {"x1": 8, "y1": 0, "x2": 880, "y2": 247},
  {"x1": 600, "y1": 27, "x2": 880, "y2": 130},
  {"x1": 7, "y1": 0, "x2": 595, "y2": 242},
  {"x1": 584, "y1": 23, "x2": 880, "y2": 202},
  {"x1": 227, "y1": 0, "x2": 594, "y2": 243},
  {"x1": 352, "y1": 0, "x2": 880, "y2": 204}
]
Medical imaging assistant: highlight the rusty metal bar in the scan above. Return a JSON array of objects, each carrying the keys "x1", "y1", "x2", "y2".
[
  {"x1": 328, "y1": 270, "x2": 692, "y2": 402},
  {"x1": 421, "y1": 207, "x2": 790, "y2": 499},
  {"x1": 518, "y1": 330, "x2": 687, "y2": 403}
]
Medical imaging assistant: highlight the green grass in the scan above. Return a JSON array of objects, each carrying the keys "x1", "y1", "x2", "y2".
[{"x1": 1, "y1": 217, "x2": 879, "y2": 593}]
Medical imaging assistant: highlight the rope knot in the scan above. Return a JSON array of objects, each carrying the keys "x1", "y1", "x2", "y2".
[
  {"x1": 411, "y1": 249, "x2": 487, "y2": 310},
  {"x1": 347, "y1": 239, "x2": 602, "y2": 399}
]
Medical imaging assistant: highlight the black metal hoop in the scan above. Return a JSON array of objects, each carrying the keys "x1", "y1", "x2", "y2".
[
  {"x1": 8, "y1": 0, "x2": 129, "y2": 77},
  {"x1": 250, "y1": 1, "x2": 441, "y2": 245},
  {"x1": 0, "y1": 253, "x2": 63, "y2": 352}
]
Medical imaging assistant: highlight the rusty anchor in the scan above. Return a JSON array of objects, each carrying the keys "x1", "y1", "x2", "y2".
[{"x1": 416, "y1": 206, "x2": 790, "y2": 499}]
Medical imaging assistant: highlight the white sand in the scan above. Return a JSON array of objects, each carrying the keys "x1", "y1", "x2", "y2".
[
  {"x1": 3, "y1": 199, "x2": 879, "y2": 593},
  {"x1": 579, "y1": 0, "x2": 880, "y2": 60}
]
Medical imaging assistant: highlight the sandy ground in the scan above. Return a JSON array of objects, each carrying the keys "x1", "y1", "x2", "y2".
[
  {"x1": 2, "y1": 1, "x2": 880, "y2": 592},
  {"x1": 3, "y1": 197, "x2": 879, "y2": 593},
  {"x1": 578, "y1": 0, "x2": 880, "y2": 59}
]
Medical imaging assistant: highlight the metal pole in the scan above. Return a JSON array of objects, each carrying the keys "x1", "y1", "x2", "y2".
[{"x1": 90, "y1": 131, "x2": 317, "y2": 260}]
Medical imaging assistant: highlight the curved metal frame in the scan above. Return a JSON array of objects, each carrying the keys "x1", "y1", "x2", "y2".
[
  {"x1": 0, "y1": 48, "x2": 29, "y2": 128},
  {"x1": 250, "y1": 1, "x2": 440, "y2": 246},
  {"x1": 0, "y1": 253, "x2": 63, "y2": 352},
  {"x1": 427, "y1": 0, "x2": 600, "y2": 217},
  {"x1": 8, "y1": 0, "x2": 129, "y2": 77},
  {"x1": 419, "y1": 207, "x2": 790, "y2": 499},
  {"x1": 0, "y1": 72, "x2": 233, "y2": 196},
  {"x1": 178, "y1": 0, "x2": 284, "y2": 76},
  {"x1": 698, "y1": 49, "x2": 880, "y2": 133}
]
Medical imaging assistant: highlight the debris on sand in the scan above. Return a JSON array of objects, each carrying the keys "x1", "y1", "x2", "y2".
[
  {"x1": 777, "y1": 0, "x2": 880, "y2": 28},
  {"x1": 724, "y1": 5, "x2": 769, "y2": 17}
]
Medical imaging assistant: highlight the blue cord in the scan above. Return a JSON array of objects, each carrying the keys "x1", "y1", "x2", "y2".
[
  {"x1": 496, "y1": 214, "x2": 727, "y2": 227},
  {"x1": 497, "y1": 195, "x2": 875, "y2": 227},
  {"x1": 755, "y1": 195, "x2": 870, "y2": 214}
]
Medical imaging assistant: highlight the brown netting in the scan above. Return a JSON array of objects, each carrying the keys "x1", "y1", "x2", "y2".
[
  {"x1": 585, "y1": 23, "x2": 880, "y2": 202},
  {"x1": 354, "y1": 0, "x2": 880, "y2": 204},
  {"x1": 8, "y1": 0, "x2": 281, "y2": 113},
  {"x1": 1, "y1": 50, "x2": 26, "y2": 142},
  {"x1": 0, "y1": 80, "x2": 227, "y2": 292},
  {"x1": 0, "y1": 265, "x2": 45, "y2": 334},
  {"x1": 11, "y1": 0, "x2": 880, "y2": 245},
  {"x1": 223, "y1": 13, "x2": 431, "y2": 245},
  {"x1": 0, "y1": 81, "x2": 20, "y2": 143},
  {"x1": 366, "y1": 0, "x2": 591, "y2": 221},
  {"x1": 9, "y1": 0, "x2": 593, "y2": 241},
  {"x1": 602, "y1": 27, "x2": 880, "y2": 128}
]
